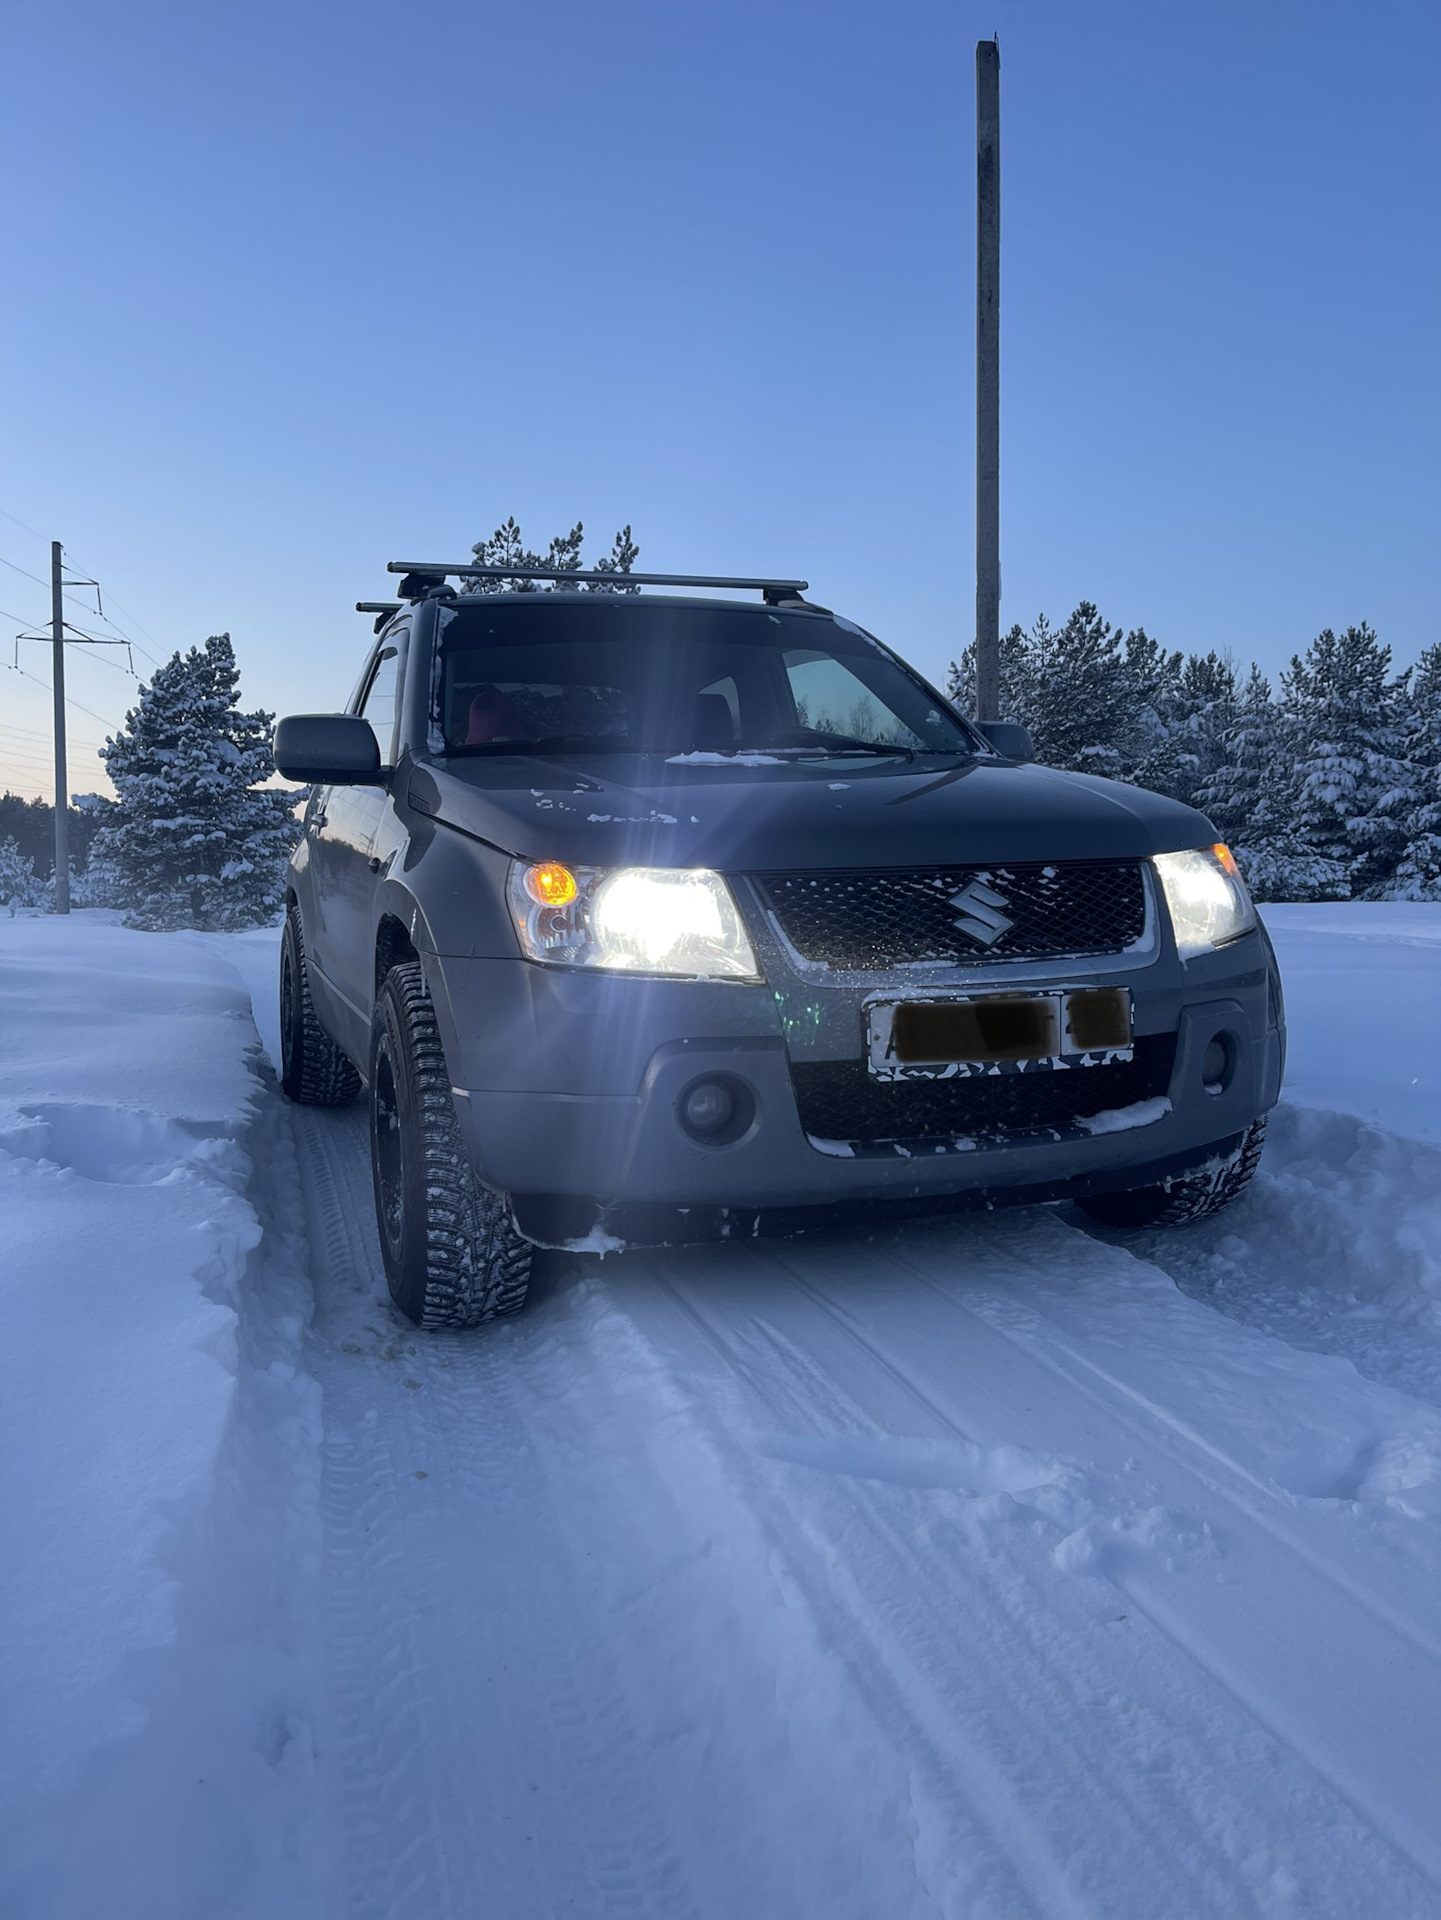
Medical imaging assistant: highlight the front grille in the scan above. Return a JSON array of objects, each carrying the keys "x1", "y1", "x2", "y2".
[
  {"x1": 791, "y1": 1034, "x2": 1176, "y2": 1151},
  {"x1": 757, "y1": 861, "x2": 1147, "y2": 970}
]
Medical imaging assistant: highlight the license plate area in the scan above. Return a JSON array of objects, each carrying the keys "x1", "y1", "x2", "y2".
[{"x1": 866, "y1": 988, "x2": 1133, "y2": 1079}]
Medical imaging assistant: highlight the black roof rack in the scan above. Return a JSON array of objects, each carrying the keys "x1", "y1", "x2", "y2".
[
  {"x1": 386, "y1": 561, "x2": 810, "y2": 604},
  {"x1": 357, "y1": 598, "x2": 404, "y2": 633}
]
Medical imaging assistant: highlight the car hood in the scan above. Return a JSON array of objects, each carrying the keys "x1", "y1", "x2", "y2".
[{"x1": 407, "y1": 754, "x2": 1217, "y2": 872}]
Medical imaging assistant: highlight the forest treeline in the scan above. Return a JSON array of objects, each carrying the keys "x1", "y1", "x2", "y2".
[{"x1": 949, "y1": 606, "x2": 1439, "y2": 900}]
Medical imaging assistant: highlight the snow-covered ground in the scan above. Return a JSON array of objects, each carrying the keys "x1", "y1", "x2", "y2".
[{"x1": 1, "y1": 903, "x2": 1439, "y2": 1919}]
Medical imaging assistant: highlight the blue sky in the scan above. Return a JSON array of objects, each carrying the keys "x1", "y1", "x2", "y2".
[{"x1": 1, "y1": 0, "x2": 1436, "y2": 800}]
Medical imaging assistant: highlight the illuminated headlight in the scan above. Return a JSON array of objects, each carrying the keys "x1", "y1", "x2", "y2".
[
  {"x1": 1152, "y1": 845, "x2": 1258, "y2": 958},
  {"x1": 507, "y1": 862, "x2": 761, "y2": 981}
]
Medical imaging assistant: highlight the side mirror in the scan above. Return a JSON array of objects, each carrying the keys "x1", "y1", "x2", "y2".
[
  {"x1": 274, "y1": 714, "x2": 385, "y2": 785},
  {"x1": 976, "y1": 720, "x2": 1035, "y2": 762}
]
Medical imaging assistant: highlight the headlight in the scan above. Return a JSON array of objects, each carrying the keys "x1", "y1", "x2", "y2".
[
  {"x1": 507, "y1": 862, "x2": 761, "y2": 981},
  {"x1": 1152, "y1": 844, "x2": 1257, "y2": 958}
]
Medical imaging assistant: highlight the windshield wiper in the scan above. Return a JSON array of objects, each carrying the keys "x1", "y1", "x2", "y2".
[{"x1": 727, "y1": 740, "x2": 919, "y2": 762}]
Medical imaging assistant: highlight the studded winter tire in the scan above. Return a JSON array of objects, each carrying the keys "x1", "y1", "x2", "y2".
[
  {"x1": 1076, "y1": 1116, "x2": 1268, "y2": 1229},
  {"x1": 280, "y1": 908, "x2": 361, "y2": 1107},
  {"x1": 369, "y1": 961, "x2": 532, "y2": 1329}
]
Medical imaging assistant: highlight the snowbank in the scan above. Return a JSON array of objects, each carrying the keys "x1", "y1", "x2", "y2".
[
  {"x1": 1260, "y1": 901, "x2": 1441, "y2": 1144},
  {"x1": 0, "y1": 912, "x2": 320, "y2": 1918}
]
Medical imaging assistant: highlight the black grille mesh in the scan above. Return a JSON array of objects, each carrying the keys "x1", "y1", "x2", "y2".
[
  {"x1": 757, "y1": 861, "x2": 1147, "y2": 970},
  {"x1": 792, "y1": 1035, "x2": 1176, "y2": 1149}
]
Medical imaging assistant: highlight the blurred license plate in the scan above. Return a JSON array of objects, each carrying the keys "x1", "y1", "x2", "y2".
[{"x1": 866, "y1": 989, "x2": 1132, "y2": 1076}]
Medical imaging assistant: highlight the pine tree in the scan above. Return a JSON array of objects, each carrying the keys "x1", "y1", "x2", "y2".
[
  {"x1": 91, "y1": 634, "x2": 299, "y2": 931},
  {"x1": 947, "y1": 619, "x2": 1034, "y2": 722},
  {"x1": 464, "y1": 518, "x2": 639, "y2": 593},
  {"x1": 947, "y1": 603, "x2": 1140, "y2": 774},
  {"x1": 1125, "y1": 634, "x2": 1237, "y2": 805},
  {"x1": 944, "y1": 601, "x2": 1438, "y2": 903},
  {"x1": 1388, "y1": 642, "x2": 1441, "y2": 899},
  {"x1": 1281, "y1": 624, "x2": 1416, "y2": 896},
  {"x1": 0, "y1": 837, "x2": 44, "y2": 911}
]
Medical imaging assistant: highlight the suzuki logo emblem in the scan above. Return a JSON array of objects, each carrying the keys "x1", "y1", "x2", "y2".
[{"x1": 949, "y1": 878, "x2": 1014, "y2": 947}]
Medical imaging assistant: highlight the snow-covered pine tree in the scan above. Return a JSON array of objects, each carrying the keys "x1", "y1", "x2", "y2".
[
  {"x1": 91, "y1": 634, "x2": 299, "y2": 931},
  {"x1": 1017, "y1": 603, "x2": 1140, "y2": 774},
  {"x1": 947, "y1": 604, "x2": 1141, "y2": 774},
  {"x1": 1193, "y1": 666, "x2": 1347, "y2": 900},
  {"x1": 0, "y1": 837, "x2": 44, "y2": 911},
  {"x1": 946, "y1": 620, "x2": 1034, "y2": 722},
  {"x1": 1281, "y1": 623, "x2": 1417, "y2": 897},
  {"x1": 464, "y1": 518, "x2": 639, "y2": 593},
  {"x1": 1388, "y1": 641, "x2": 1441, "y2": 899}
]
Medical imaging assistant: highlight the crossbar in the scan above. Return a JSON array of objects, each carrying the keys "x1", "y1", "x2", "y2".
[{"x1": 386, "y1": 561, "x2": 809, "y2": 593}]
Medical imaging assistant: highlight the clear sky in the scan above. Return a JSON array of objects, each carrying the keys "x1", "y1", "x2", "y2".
[{"x1": 2, "y1": 0, "x2": 1437, "y2": 801}]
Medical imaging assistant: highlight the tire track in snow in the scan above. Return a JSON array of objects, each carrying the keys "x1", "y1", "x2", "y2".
[
  {"x1": 780, "y1": 1214, "x2": 1441, "y2": 1886},
  {"x1": 610, "y1": 1232, "x2": 1441, "y2": 1916},
  {"x1": 283, "y1": 1099, "x2": 1441, "y2": 1917},
  {"x1": 294, "y1": 1104, "x2": 703, "y2": 1919}
]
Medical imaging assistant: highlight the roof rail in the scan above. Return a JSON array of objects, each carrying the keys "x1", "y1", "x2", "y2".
[{"x1": 385, "y1": 561, "x2": 810, "y2": 603}]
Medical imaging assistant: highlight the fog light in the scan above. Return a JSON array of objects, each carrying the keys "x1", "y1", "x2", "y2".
[
  {"x1": 682, "y1": 1079, "x2": 735, "y2": 1135},
  {"x1": 1202, "y1": 1036, "x2": 1231, "y2": 1092},
  {"x1": 676, "y1": 1074, "x2": 756, "y2": 1146}
]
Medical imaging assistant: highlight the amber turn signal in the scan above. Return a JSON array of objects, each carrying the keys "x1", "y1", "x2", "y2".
[{"x1": 524, "y1": 861, "x2": 579, "y2": 907}]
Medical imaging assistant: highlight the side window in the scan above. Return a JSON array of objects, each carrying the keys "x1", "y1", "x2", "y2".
[
  {"x1": 359, "y1": 644, "x2": 402, "y2": 764},
  {"x1": 783, "y1": 650, "x2": 923, "y2": 748}
]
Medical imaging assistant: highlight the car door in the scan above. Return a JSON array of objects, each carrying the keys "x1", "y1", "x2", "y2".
[{"x1": 307, "y1": 628, "x2": 407, "y2": 1046}]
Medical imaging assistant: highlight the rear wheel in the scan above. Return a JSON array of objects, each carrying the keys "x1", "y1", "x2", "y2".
[
  {"x1": 279, "y1": 908, "x2": 361, "y2": 1106},
  {"x1": 370, "y1": 961, "x2": 532, "y2": 1329},
  {"x1": 1076, "y1": 1117, "x2": 1267, "y2": 1229}
]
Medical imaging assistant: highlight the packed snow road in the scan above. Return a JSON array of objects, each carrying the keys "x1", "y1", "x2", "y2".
[
  {"x1": 3, "y1": 906, "x2": 1441, "y2": 1918},
  {"x1": 286, "y1": 1101, "x2": 1441, "y2": 1920}
]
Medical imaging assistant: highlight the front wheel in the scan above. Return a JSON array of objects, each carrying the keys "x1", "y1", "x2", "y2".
[
  {"x1": 1076, "y1": 1117, "x2": 1267, "y2": 1229},
  {"x1": 369, "y1": 961, "x2": 532, "y2": 1328}
]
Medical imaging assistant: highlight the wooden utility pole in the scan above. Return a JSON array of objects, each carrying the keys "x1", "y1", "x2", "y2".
[
  {"x1": 51, "y1": 540, "x2": 70, "y2": 913},
  {"x1": 975, "y1": 38, "x2": 1001, "y2": 721}
]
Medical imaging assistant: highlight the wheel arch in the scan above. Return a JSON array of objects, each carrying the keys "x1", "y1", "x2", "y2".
[{"x1": 372, "y1": 882, "x2": 465, "y2": 1091}]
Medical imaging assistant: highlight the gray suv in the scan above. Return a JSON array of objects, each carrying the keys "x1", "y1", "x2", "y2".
[{"x1": 274, "y1": 563, "x2": 1284, "y2": 1329}]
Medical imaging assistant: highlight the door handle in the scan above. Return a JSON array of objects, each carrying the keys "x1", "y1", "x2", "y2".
[{"x1": 309, "y1": 811, "x2": 327, "y2": 832}]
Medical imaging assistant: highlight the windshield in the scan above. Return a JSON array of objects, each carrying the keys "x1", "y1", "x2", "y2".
[{"x1": 433, "y1": 600, "x2": 982, "y2": 760}]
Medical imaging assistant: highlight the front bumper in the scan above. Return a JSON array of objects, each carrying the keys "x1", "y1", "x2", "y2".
[{"x1": 431, "y1": 921, "x2": 1283, "y2": 1249}]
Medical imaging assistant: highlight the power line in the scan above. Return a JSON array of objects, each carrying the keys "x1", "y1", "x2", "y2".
[
  {"x1": 0, "y1": 503, "x2": 47, "y2": 542},
  {"x1": 46, "y1": 541, "x2": 167, "y2": 666},
  {"x1": 0, "y1": 553, "x2": 49, "y2": 591},
  {"x1": 0, "y1": 722, "x2": 108, "y2": 751},
  {"x1": 0, "y1": 528, "x2": 167, "y2": 669},
  {"x1": 5, "y1": 660, "x2": 116, "y2": 729}
]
